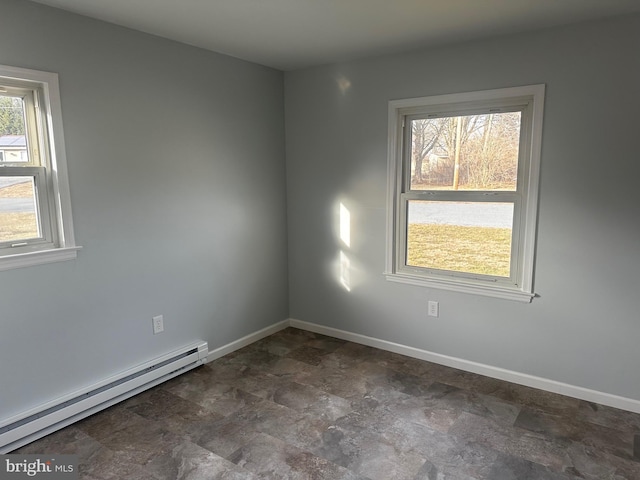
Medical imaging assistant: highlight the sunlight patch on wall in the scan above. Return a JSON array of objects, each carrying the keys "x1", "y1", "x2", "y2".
[
  {"x1": 334, "y1": 200, "x2": 353, "y2": 292},
  {"x1": 339, "y1": 250, "x2": 351, "y2": 292},
  {"x1": 336, "y1": 75, "x2": 351, "y2": 95},
  {"x1": 340, "y1": 202, "x2": 351, "y2": 248}
]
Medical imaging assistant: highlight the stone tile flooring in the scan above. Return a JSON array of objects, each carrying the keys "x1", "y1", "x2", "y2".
[{"x1": 15, "y1": 327, "x2": 640, "y2": 479}]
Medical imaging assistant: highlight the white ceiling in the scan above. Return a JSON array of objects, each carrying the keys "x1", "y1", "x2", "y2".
[{"x1": 31, "y1": 0, "x2": 640, "y2": 71}]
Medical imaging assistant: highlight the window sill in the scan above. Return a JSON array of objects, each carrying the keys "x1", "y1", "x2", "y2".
[
  {"x1": 0, "y1": 246, "x2": 82, "y2": 272},
  {"x1": 384, "y1": 272, "x2": 535, "y2": 303}
]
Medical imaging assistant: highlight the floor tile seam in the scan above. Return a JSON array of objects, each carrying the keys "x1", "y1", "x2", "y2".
[
  {"x1": 182, "y1": 373, "x2": 283, "y2": 406},
  {"x1": 188, "y1": 423, "x2": 261, "y2": 463},
  {"x1": 249, "y1": 395, "x2": 313, "y2": 421},
  {"x1": 143, "y1": 437, "x2": 257, "y2": 480},
  {"x1": 118, "y1": 404, "x2": 195, "y2": 435},
  {"x1": 151, "y1": 385, "x2": 226, "y2": 418},
  {"x1": 78, "y1": 443, "x2": 152, "y2": 478},
  {"x1": 223, "y1": 430, "x2": 347, "y2": 473},
  {"x1": 512, "y1": 419, "x2": 593, "y2": 444},
  {"x1": 470, "y1": 428, "x2": 609, "y2": 479},
  {"x1": 77, "y1": 443, "x2": 121, "y2": 474},
  {"x1": 163, "y1": 378, "x2": 267, "y2": 410},
  {"x1": 272, "y1": 379, "x2": 357, "y2": 411},
  {"x1": 377, "y1": 361, "x2": 442, "y2": 381},
  {"x1": 580, "y1": 418, "x2": 640, "y2": 436},
  {"x1": 76, "y1": 422, "x2": 122, "y2": 446},
  {"x1": 79, "y1": 415, "x2": 182, "y2": 458},
  {"x1": 247, "y1": 407, "x2": 341, "y2": 451},
  {"x1": 289, "y1": 378, "x2": 354, "y2": 403},
  {"x1": 447, "y1": 424, "x2": 523, "y2": 458},
  {"x1": 513, "y1": 414, "x2": 639, "y2": 460},
  {"x1": 203, "y1": 446, "x2": 261, "y2": 480},
  {"x1": 413, "y1": 445, "x2": 502, "y2": 479},
  {"x1": 486, "y1": 454, "x2": 579, "y2": 480},
  {"x1": 428, "y1": 383, "x2": 528, "y2": 411},
  {"x1": 489, "y1": 446, "x2": 580, "y2": 480},
  {"x1": 564, "y1": 443, "x2": 640, "y2": 477},
  {"x1": 558, "y1": 437, "x2": 640, "y2": 472},
  {"x1": 574, "y1": 417, "x2": 640, "y2": 441},
  {"x1": 320, "y1": 415, "x2": 433, "y2": 454},
  {"x1": 434, "y1": 383, "x2": 586, "y2": 415},
  {"x1": 340, "y1": 402, "x2": 442, "y2": 435}
]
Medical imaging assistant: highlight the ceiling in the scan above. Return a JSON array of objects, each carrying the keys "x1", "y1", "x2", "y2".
[{"x1": 31, "y1": 0, "x2": 640, "y2": 71}]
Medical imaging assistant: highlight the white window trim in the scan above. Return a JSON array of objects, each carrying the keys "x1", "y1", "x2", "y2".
[
  {"x1": 385, "y1": 85, "x2": 545, "y2": 303},
  {"x1": 0, "y1": 64, "x2": 80, "y2": 271}
]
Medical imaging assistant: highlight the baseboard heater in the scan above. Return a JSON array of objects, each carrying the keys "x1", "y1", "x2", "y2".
[{"x1": 0, "y1": 341, "x2": 208, "y2": 453}]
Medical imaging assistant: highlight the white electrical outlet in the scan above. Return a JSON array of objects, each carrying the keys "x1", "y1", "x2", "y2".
[
  {"x1": 152, "y1": 315, "x2": 164, "y2": 334},
  {"x1": 428, "y1": 301, "x2": 439, "y2": 317}
]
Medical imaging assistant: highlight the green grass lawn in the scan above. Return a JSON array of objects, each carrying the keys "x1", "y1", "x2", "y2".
[
  {"x1": 0, "y1": 212, "x2": 38, "y2": 242},
  {"x1": 0, "y1": 181, "x2": 39, "y2": 242},
  {"x1": 407, "y1": 223, "x2": 512, "y2": 277}
]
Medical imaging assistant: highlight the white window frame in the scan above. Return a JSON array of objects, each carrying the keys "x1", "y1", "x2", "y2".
[
  {"x1": 0, "y1": 64, "x2": 80, "y2": 271},
  {"x1": 385, "y1": 85, "x2": 545, "y2": 302}
]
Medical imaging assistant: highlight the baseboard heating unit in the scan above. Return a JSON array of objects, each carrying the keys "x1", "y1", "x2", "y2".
[{"x1": 0, "y1": 341, "x2": 208, "y2": 453}]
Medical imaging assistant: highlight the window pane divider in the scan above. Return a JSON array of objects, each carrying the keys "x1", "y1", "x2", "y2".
[{"x1": 402, "y1": 191, "x2": 519, "y2": 203}]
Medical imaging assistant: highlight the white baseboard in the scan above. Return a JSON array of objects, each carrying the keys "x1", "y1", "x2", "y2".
[
  {"x1": 288, "y1": 318, "x2": 640, "y2": 414},
  {"x1": 206, "y1": 320, "x2": 289, "y2": 362},
  {"x1": 204, "y1": 317, "x2": 640, "y2": 413}
]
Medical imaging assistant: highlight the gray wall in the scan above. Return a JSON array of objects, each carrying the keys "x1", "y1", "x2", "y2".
[
  {"x1": 0, "y1": 0, "x2": 288, "y2": 420},
  {"x1": 285, "y1": 15, "x2": 640, "y2": 400},
  {"x1": 2, "y1": 0, "x2": 639, "y2": 422}
]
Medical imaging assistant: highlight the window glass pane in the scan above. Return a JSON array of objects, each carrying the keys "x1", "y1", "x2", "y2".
[
  {"x1": 0, "y1": 176, "x2": 40, "y2": 242},
  {"x1": 0, "y1": 95, "x2": 28, "y2": 163},
  {"x1": 406, "y1": 200, "x2": 513, "y2": 277},
  {"x1": 409, "y1": 112, "x2": 521, "y2": 191}
]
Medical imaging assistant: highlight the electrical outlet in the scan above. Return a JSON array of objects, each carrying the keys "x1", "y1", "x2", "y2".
[
  {"x1": 428, "y1": 301, "x2": 439, "y2": 317},
  {"x1": 152, "y1": 315, "x2": 164, "y2": 334}
]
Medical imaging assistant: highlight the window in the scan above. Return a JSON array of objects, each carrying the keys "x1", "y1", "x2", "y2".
[
  {"x1": 385, "y1": 85, "x2": 545, "y2": 302},
  {"x1": 0, "y1": 64, "x2": 79, "y2": 271}
]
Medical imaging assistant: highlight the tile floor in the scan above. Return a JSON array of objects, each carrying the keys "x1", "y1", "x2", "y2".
[{"x1": 15, "y1": 327, "x2": 640, "y2": 479}]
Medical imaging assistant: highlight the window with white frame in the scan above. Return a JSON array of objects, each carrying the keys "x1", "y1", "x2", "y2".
[
  {"x1": 385, "y1": 85, "x2": 545, "y2": 302},
  {"x1": 0, "y1": 64, "x2": 79, "y2": 270}
]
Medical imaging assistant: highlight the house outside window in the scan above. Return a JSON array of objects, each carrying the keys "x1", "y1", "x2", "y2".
[
  {"x1": 0, "y1": 134, "x2": 28, "y2": 163},
  {"x1": 385, "y1": 85, "x2": 545, "y2": 302},
  {"x1": 0, "y1": 64, "x2": 79, "y2": 271}
]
